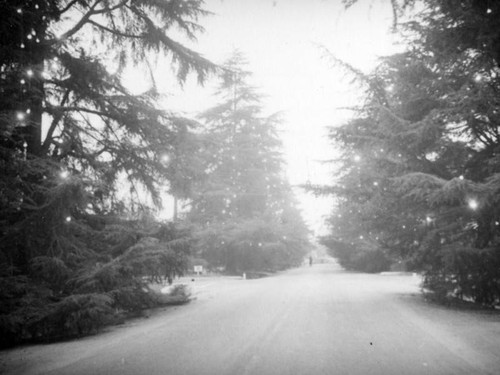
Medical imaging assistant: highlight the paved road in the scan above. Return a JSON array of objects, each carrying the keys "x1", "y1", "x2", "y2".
[{"x1": 2, "y1": 263, "x2": 500, "y2": 375}]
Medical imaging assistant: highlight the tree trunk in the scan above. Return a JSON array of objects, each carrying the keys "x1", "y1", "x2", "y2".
[{"x1": 25, "y1": 22, "x2": 47, "y2": 157}]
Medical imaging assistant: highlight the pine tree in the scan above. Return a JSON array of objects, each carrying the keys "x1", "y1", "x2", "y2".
[
  {"x1": 0, "y1": 0, "x2": 215, "y2": 346},
  {"x1": 189, "y1": 51, "x2": 309, "y2": 273},
  {"x1": 323, "y1": 0, "x2": 500, "y2": 303}
]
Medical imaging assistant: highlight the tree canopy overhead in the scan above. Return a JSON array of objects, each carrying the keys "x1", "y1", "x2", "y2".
[{"x1": 1, "y1": 0, "x2": 216, "y2": 195}]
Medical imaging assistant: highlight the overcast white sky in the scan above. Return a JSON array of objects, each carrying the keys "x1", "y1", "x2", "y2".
[{"x1": 129, "y1": 0, "x2": 400, "y2": 235}]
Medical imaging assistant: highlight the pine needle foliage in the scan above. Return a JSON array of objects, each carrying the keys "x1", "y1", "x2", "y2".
[
  {"x1": 0, "y1": 0, "x2": 214, "y2": 347},
  {"x1": 323, "y1": 0, "x2": 500, "y2": 304},
  {"x1": 188, "y1": 51, "x2": 310, "y2": 274}
]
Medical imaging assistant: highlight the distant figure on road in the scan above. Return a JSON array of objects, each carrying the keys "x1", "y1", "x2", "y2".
[{"x1": 309, "y1": 256, "x2": 313, "y2": 267}]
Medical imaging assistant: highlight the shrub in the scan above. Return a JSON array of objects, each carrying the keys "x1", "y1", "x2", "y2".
[
  {"x1": 27, "y1": 293, "x2": 114, "y2": 341},
  {"x1": 422, "y1": 247, "x2": 500, "y2": 306},
  {"x1": 156, "y1": 284, "x2": 191, "y2": 305},
  {"x1": 0, "y1": 221, "x2": 193, "y2": 348},
  {"x1": 321, "y1": 237, "x2": 391, "y2": 273}
]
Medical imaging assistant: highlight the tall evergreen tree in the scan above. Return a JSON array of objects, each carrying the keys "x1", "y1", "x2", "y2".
[
  {"x1": 323, "y1": 0, "x2": 500, "y2": 304},
  {"x1": 189, "y1": 52, "x2": 309, "y2": 273},
  {"x1": 0, "y1": 0, "x2": 215, "y2": 346}
]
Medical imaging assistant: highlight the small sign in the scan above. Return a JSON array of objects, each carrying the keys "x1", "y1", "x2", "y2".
[{"x1": 194, "y1": 265, "x2": 203, "y2": 275}]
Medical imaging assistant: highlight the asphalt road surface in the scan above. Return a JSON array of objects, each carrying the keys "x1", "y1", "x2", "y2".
[{"x1": 2, "y1": 262, "x2": 500, "y2": 375}]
